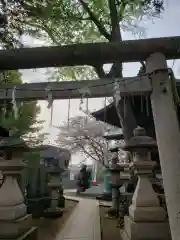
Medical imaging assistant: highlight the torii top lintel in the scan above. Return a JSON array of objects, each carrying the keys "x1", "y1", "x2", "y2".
[{"x1": 0, "y1": 36, "x2": 180, "y2": 70}]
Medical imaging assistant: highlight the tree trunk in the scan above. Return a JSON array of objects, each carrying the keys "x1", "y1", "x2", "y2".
[
  {"x1": 106, "y1": 0, "x2": 137, "y2": 214},
  {"x1": 107, "y1": 0, "x2": 137, "y2": 142}
]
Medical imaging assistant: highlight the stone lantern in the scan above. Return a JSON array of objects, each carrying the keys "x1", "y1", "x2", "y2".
[
  {"x1": 121, "y1": 126, "x2": 170, "y2": 240},
  {"x1": 96, "y1": 131, "x2": 124, "y2": 201},
  {"x1": 1, "y1": 136, "x2": 31, "y2": 193},
  {"x1": 0, "y1": 135, "x2": 37, "y2": 239},
  {"x1": 107, "y1": 144, "x2": 123, "y2": 214},
  {"x1": 44, "y1": 164, "x2": 64, "y2": 218}
]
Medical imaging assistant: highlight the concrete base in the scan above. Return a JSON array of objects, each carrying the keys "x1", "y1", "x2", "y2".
[
  {"x1": 43, "y1": 207, "x2": 63, "y2": 218},
  {"x1": 0, "y1": 214, "x2": 33, "y2": 239},
  {"x1": 129, "y1": 204, "x2": 166, "y2": 222},
  {"x1": 121, "y1": 216, "x2": 171, "y2": 240}
]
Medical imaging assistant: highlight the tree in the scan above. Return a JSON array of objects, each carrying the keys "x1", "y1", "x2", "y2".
[
  {"x1": 0, "y1": 70, "x2": 47, "y2": 144},
  {"x1": 43, "y1": 0, "x2": 164, "y2": 80},
  {"x1": 56, "y1": 115, "x2": 123, "y2": 167}
]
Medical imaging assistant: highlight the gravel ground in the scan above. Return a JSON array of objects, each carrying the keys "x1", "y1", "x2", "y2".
[
  {"x1": 99, "y1": 205, "x2": 122, "y2": 240},
  {"x1": 33, "y1": 200, "x2": 77, "y2": 240}
]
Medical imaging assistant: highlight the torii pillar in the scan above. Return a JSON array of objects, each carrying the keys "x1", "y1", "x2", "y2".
[{"x1": 146, "y1": 52, "x2": 180, "y2": 240}]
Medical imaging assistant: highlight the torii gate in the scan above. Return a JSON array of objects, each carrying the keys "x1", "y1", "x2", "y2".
[{"x1": 0, "y1": 36, "x2": 180, "y2": 239}]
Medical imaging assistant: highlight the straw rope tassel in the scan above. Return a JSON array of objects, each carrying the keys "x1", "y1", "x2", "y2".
[
  {"x1": 50, "y1": 102, "x2": 54, "y2": 127},
  {"x1": 12, "y1": 86, "x2": 18, "y2": 119},
  {"x1": 104, "y1": 96, "x2": 107, "y2": 122},
  {"x1": 67, "y1": 98, "x2": 71, "y2": 129},
  {"x1": 85, "y1": 97, "x2": 89, "y2": 123}
]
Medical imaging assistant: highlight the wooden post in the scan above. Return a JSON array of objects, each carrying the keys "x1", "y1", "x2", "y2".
[{"x1": 146, "y1": 52, "x2": 180, "y2": 240}]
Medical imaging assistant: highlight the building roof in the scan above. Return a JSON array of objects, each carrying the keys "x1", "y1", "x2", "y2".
[{"x1": 92, "y1": 96, "x2": 156, "y2": 138}]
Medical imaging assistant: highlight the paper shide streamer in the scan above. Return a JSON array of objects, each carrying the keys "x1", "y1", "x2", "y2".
[
  {"x1": 113, "y1": 78, "x2": 123, "y2": 120},
  {"x1": 11, "y1": 86, "x2": 18, "y2": 119},
  {"x1": 45, "y1": 86, "x2": 54, "y2": 126},
  {"x1": 78, "y1": 87, "x2": 91, "y2": 123},
  {"x1": 67, "y1": 98, "x2": 71, "y2": 129},
  {"x1": 114, "y1": 78, "x2": 121, "y2": 108}
]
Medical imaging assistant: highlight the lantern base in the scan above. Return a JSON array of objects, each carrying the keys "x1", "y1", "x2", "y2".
[
  {"x1": 0, "y1": 214, "x2": 35, "y2": 239},
  {"x1": 121, "y1": 216, "x2": 171, "y2": 240}
]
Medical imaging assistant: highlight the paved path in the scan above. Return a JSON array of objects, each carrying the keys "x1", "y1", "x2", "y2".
[{"x1": 55, "y1": 198, "x2": 101, "y2": 240}]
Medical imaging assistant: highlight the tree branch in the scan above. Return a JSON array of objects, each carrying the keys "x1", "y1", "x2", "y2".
[
  {"x1": 107, "y1": 0, "x2": 123, "y2": 78},
  {"x1": 84, "y1": 135, "x2": 109, "y2": 168},
  {"x1": 93, "y1": 64, "x2": 107, "y2": 78},
  {"x1": 78, "y1": 0, "x2": 111, "y2": 40},
  {"x1": 84, "y1": 135, "x2": 103, "y2": 161},
  {"x1": 77, "y1": 142, "x2": 100, "y2": 162},
  {"x1": 108, "y1": 0, "x2": 122, "y2": 41}
]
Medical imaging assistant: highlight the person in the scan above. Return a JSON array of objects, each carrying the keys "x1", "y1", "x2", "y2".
[{"x1": 76, "y1": 164, "x2": 89, "y2": 194}]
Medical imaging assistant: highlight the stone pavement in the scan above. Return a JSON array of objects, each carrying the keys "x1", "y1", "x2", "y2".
[{"x1": 55, "y1": 198, "x2": 101, "y2": 240}]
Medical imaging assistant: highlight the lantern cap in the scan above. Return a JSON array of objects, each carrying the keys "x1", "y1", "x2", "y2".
[
  {"x1": 47, "y1": 166, "x2": 64, "y2": 174},
  {"x1": 0, "y1": 136, "x2": 29, "y2": 150},
  {"x1": 122, "y1": 126, "x2": 157, "y2": 151},
  {"x1": 104, "y1": 130, "x2": 124, "y2": 140},
  {"x1": 0, "y1": 159, "x2": 26, "y2": 171}
]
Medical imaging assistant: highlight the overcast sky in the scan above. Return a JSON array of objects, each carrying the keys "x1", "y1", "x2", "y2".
[{"x1": 20, "y1": 0, "x2": 180, "y2": 164}]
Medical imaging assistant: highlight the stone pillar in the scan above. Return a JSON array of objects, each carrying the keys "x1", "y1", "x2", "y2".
[
  {"x1": 0, "y1": 159, "x2": 37, "y2": 239},
  {"x1": 146, "y1": 52, "x2": 180, "y2": 240},
  {"x1": 44, "y1": 167, "x2": 63, "y2": 217},
  {"x1": 121, "y1": 126, "x2": 171, "y2": 240}
]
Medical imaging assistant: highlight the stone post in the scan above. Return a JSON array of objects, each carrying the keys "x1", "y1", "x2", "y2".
[
  {"x1": 0, "y1": 159, "x2": 37, "y2": 239},
  {"x1": 44, "y1": 167, "x2": 63, "y2": 217},
  {"x1": 146, "y1": 52, "x2": 180, "y2": 240},
  {"x1": 121, "y1": 126, "x2": 171, "y2": 240}
]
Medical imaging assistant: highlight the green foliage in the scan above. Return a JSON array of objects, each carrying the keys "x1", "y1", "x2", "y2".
[
  {"x1": 24, "y1": 151, "x2": 40, "y2": 165},
  {"x1": 43, "y1": 0, "x2": 164, "y2": 80},
  {"x1": 0, "y1": 70, "x2": 47, "y2": 144},
  {"x1": 0, "y1": 71, "x2": 37, "y2": 133},
  {"x1": 46, "y1": 66, "x2": 97, "y2": 81},
  {"x1": 0, "y1": 101, "x2": 40, "y2": 135}
]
